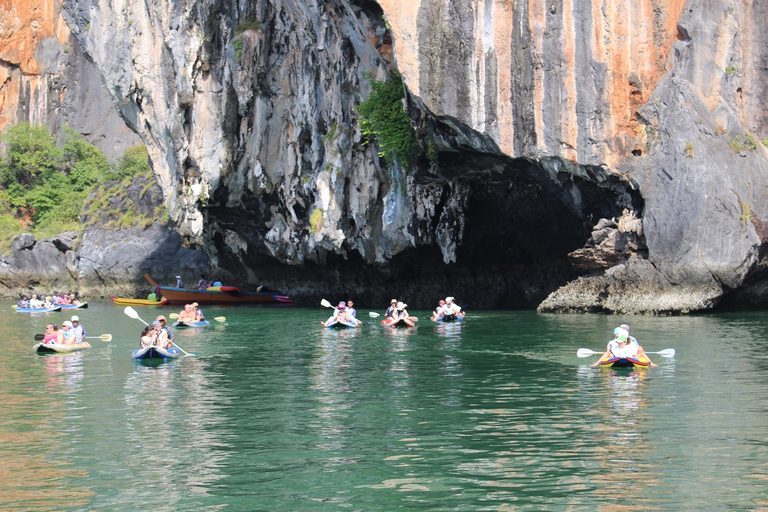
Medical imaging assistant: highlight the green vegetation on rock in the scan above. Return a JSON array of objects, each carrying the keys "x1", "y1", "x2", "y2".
[
  {"x1": 0, "y1": 123, "x2": 154, "y2": 253},
  {"x1": 356, "y1": 72, "x2": 416, "y2": 170}
]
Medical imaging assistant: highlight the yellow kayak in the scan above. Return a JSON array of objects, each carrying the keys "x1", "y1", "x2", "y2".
[
  {"x1": 110, "y1": 296, "x2": 168, "y2": 306},
  {"x1": 33, "y1": 342, "x2": 92, "y2": 354},
  {"x1": 597, "y1": 354, "x2": 651, "y2": 368}
]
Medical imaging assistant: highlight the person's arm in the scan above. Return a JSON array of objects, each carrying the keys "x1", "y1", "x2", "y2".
[{"x1": 590, "y1": 350, "x2": 611, "y2": 367}]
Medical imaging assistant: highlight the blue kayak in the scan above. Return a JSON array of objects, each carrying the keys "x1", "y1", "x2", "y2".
[
  {"x1": 435, "y1": 314, "x2": 462, "y2": 323},
  {"x1": 172, "y1": 320, "x2": 210, "y2": 328},
  {"x1": 323, "y1": 318, "x2": 359, "y2": 328},
  {"x1": 15, "y1": 306, "x2": 62, "y2": 313},
  {"x1": 132, "y1": 346, "x2": 180, "y2": 360}
]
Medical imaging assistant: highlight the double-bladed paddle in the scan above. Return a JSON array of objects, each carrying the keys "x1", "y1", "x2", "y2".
[
  {"x1": 577, "y1": 347, "x2": 676, "y2": 358},
  {"x1": 33, "y1": 333, "x2": 112, "y2": 342},
  {"x1": 167, "y1": 313, "x2": 226, "y2": 322},
  {"x1": 124, "y1": 306, "x2": 194, "y2": 356}
]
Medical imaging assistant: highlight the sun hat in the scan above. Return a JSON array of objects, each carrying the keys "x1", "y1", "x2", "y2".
[
  {"x1": 617, "y1": 333, "x2": 628, "y2": 342},
  {"x1": 446, "y1": 297, "x2": 454, "y2": 303},
  {"x1": 156, "y1": 315, "x2": 167, "y2": 322},
  {"x1": 191, "y1": 302, "x2": 198, "y2": 307},
  {"x1": 391, "y1": 299, "x2": 397, "y2": 304},
  {"x1": 338, "y1": 301, "x2": 346, "y2": 308},
  {"x1": 62, "y1": 321, "x2": 73, "y2": 328},
  {"x1": 620, "y1": 324, "x2": 630, "y2": 333},
  {"x1": 153, "y1": 320, "x2": 161, "y2": 326},
  {"x1": 71, "y1": 315, "x2": 79, "y2": 321},
  {"x1": 176, "y1": 275, "x2": 181, "y2": 278},
  {"x1": 397, "y1": 302, "x2": 406, "y2": 310},
  {"x1": 439, "y1": 300, "x2": 446, "y2": 305},
  {"x1": 338, "y1": 304, "x2": 346, "y2": 309}
]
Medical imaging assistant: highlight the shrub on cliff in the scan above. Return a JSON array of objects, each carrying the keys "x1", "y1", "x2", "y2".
[
  {"x1": 356, "y1": 72, "x2": 416, "y2": 170},
  {"x1": 0, "y1": 123, "x2": 153, "y2": 253}
]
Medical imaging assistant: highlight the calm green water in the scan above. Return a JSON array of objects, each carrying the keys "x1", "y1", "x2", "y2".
[{"x1": 2, "y1": 301, "x2": 768, "y2": 511}]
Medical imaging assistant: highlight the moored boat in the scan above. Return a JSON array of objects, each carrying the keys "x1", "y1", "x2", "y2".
[
  {"x1": 15, "y1": 306, "x2": 61, "y2": 313},
  {"x1": 381, "y1": 317, "x2": 416, "y2": 327},
  {"x1": 110, "y1": 296, "x2": 168, "y2": 306},
  {"x1": 172, "y1": 320, "x2": 210, "y2": 328},
  {"x1": 132, "y1": 345, "x2": 180, "y2": 360},
  {"x1": 33, "y1": 342, "x2": 91, "y2": 354},
  {"x1": 146, "y1": 275, "x2": 292, "y2": 306}
]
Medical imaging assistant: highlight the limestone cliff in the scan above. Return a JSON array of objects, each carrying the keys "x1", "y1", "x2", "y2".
[{"x1": 4, "y1": 0, "x2": 768, "y2": 312}]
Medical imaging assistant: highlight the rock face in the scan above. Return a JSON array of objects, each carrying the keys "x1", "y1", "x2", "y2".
[{"x1": 4, "y1": 0, "x2": 768, "y2": 312}]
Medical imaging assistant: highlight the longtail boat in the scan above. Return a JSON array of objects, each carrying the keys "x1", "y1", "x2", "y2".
[{"x1": 145, "y1": 275, "x2": 293, "y2": 306}]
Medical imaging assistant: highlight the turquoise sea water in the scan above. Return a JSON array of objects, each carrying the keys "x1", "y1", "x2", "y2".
[{"x1": 2, "y1": 301, "x2": 768, "y2": 511}]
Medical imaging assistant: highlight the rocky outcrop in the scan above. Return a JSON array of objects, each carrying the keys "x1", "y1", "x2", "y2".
[
  {"x1": 0, "y1": 177, "x2": 209, "y2": 300},
  {"x1": 5, "y1": 0, "x2": 768, "y2": 312}
]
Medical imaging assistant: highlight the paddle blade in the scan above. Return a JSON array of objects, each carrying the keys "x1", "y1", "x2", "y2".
[
  {"x1": 34, "y1": 334, "x2": 45, "y2": 341},
  {"x1": 100, "y1": 334, "x2": 113, "y2": 342},
  {"x1": 214, "y1": 316, "x2": 226, "y2": 322},
  {"x1": 654, "y1": 348, "x2": 676, "y2": 358},
  {"x1": 410, "y1": 316, "x2": 419, "y2": 322},
  {"x1": 577, "y1": 348, "x2": 599, "y2": 358},
  {"x1": 12, "y1": 305, "x2": 17, "y2": 309},
  {"x1": 124, "y1": 306, "x2": 149, "y2": 325},
  {"x1": 169, "y1": 313, "x2": 180, "y2": 319},
  {"x1": 320, "y1": 299, "x2": 333, "y2": 308},
  {"x1": 368, "y1": 312, "x2": 380, "y2": 318}
]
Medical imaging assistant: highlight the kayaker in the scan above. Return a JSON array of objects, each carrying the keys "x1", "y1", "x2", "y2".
[
  {"x1": 431, "y1": 300, "x2": 446, "y2": 321},
  {"x1": 153, "y1": 321, "x2": 172, "y2": 349},
  {"x1": 177, "y1": 304, "x2": 197, "y2": 323},
  {"x1": 619, "y1": 324, "x2": 657, "y2": 367},
  {"x1": 156, "y1": 315, "x2": 174, "y2": 342},
  {"x1": 140, "y1": 326, "x2": 154, "y2": 347},
  {"x1": 384, "y1": 299, "x2": 398, "y2": 319},
  {"x1": 443, "y1": 297, "x2": 465, "y2": 319},
  {"x1": 322, "y1": 302, "x2": 347, "y2": 326},
  {"x1": 192, "y1": 302, "x2": 205, "y2": 321},
  {"x1": 71, "y1": 316, "x2": 86, "y2": 342},
  {"x1": 58, "y1": 321, "x2": 77, "y2": 344},
  {"x1": 346, "y1": 300, "x2": 358, "y2": 319},
  {"x1": 393, "y1": 302, "x2": 410, "y2": 320},
  {"x1": 17, "y1": 295, "x2": 29, "y2": 308},
  {"x1": 43, "y1": 323, "x2": 58, "y2": 344}
]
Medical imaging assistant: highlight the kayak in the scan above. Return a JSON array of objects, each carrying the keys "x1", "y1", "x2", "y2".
[
  {"x1": 15, "y1": 306, "x2": 61, "y2": 313},
  {"x1": 110, "y1": 296, "x2": 168, "y2": 306},
  {"x1": 132, "y1": 346, "x2": 180, "y2": 360},
  {"x1": 59, "y1": 302, "x2": 88, "y2": 309},
  {"x1": 172, "y1": 320, "x2": 210, "y2": 328},
  {"x1": 434, "y1": 314, "x2": 462, "y2": 322},
  {"x1": 33, "y1": 342, "x2": 91, "y2": 354},
  {"x1": 381, "y1": 317, "x2": 416, "y2": 327},
  {"x1": 324, "y1": 318, "x2": 359, "y2": 328},
  {"x1": 596, "y1": 354, "x2": 652, "y2": 368}
]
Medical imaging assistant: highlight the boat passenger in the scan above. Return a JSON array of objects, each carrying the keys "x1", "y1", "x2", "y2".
[
  {"x1": 177, "y1": 304, "x2": 197, "y2": 323},
  {"x1": 140, "y1": 326, "x2": 154, "y2": 348},
  {"x1": 152, "y1": 321, "x2": 171, "y2": 349},
  {"x1": 58, "y1": 321, "x2": 77, "y2": 344},
  {"x1": 71, "y1": 316, "x2": 86, "y2": 342},
  {"x1": 29, "y1": 294, "x2": 44, "y2": 309},
  {"x1": 431, "y1": 300, "x2": 447, "y2": 321},
  {"x1": 191, "y1": 302, "x2": 205, "y2": 322},
  {"x1": 393, "y1": 302, "x2": 410, "y2": 321},
  {"x1": 17, "y1": 296, "x2": 29, "y2": 308},
  {"x1": 156, "y1": 315, "x2": 174, "y2": 342},
  {"x1": 197, "y1": 275, "x2": 209, "y2": 290},
  {"x1": 346, "y1": 300, "x2": 358, "y2": 318},
  {"x1": 618, "y1": 324, "x2": 656, "y2": 367},
  {"x1": 385, "y1": 299, "x2": 398, "y2": 319},
  {"x1": 321, "y1": 302, "x2": 346, "y2": 326},
  {"x1": 147, "y1": 288, "x2": 158, "y2": 302},
  {"x1": 43, "y1": 324, "x2": 58, "y2": 344},
  {"x1": 176, "y1": 275, "x2": 185, "y2": 288},
  {"x1": 443, "y1": 297, "x2": 465, "y2": 319}
]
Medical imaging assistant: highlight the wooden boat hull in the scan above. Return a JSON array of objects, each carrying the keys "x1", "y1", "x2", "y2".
[
  {"x1": 110, "y1": 296, "x2": 168, "y2": 306},
  {"x1": 172, "y1": 320, "x2": 210, "y2": 328},
  {"x1": 132, "y1": 346, "x2": 180, "y2": 360},
  {"x1": 157, "y1": 285, "x2": 293, "y2": 306},
  {"x1": 381, "y1": 317, "x2": 416, "y2": 327},
  {"x1": 16, "y1": 306, "x2": 61, "y2": 313},
  {"x1": 597, "y1": 355, "x2": 651, "y2": 368},
  {"x1": 33, "y1": 342, "x2": 91, "y2": 353}
]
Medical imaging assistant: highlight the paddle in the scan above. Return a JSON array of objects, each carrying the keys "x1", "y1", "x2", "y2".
[
  {"x1": 34, "y1": 333, "x2": 112, "y2": 342},
  {"x1": 320, "y1": 299, "x2": 369, "y2": 326},
  {"x1": 577, "y1": 348, "x2": 676, "y2": 358},
  {"x1": 168, "y1": 313, "x2": 226, "y2": 322},
  {"x1": 124, "y1": 306, "x2": 194, "y2": 356},
  {"x1": 369, "y1": 312, "x2": 380, "y2": 318}
]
